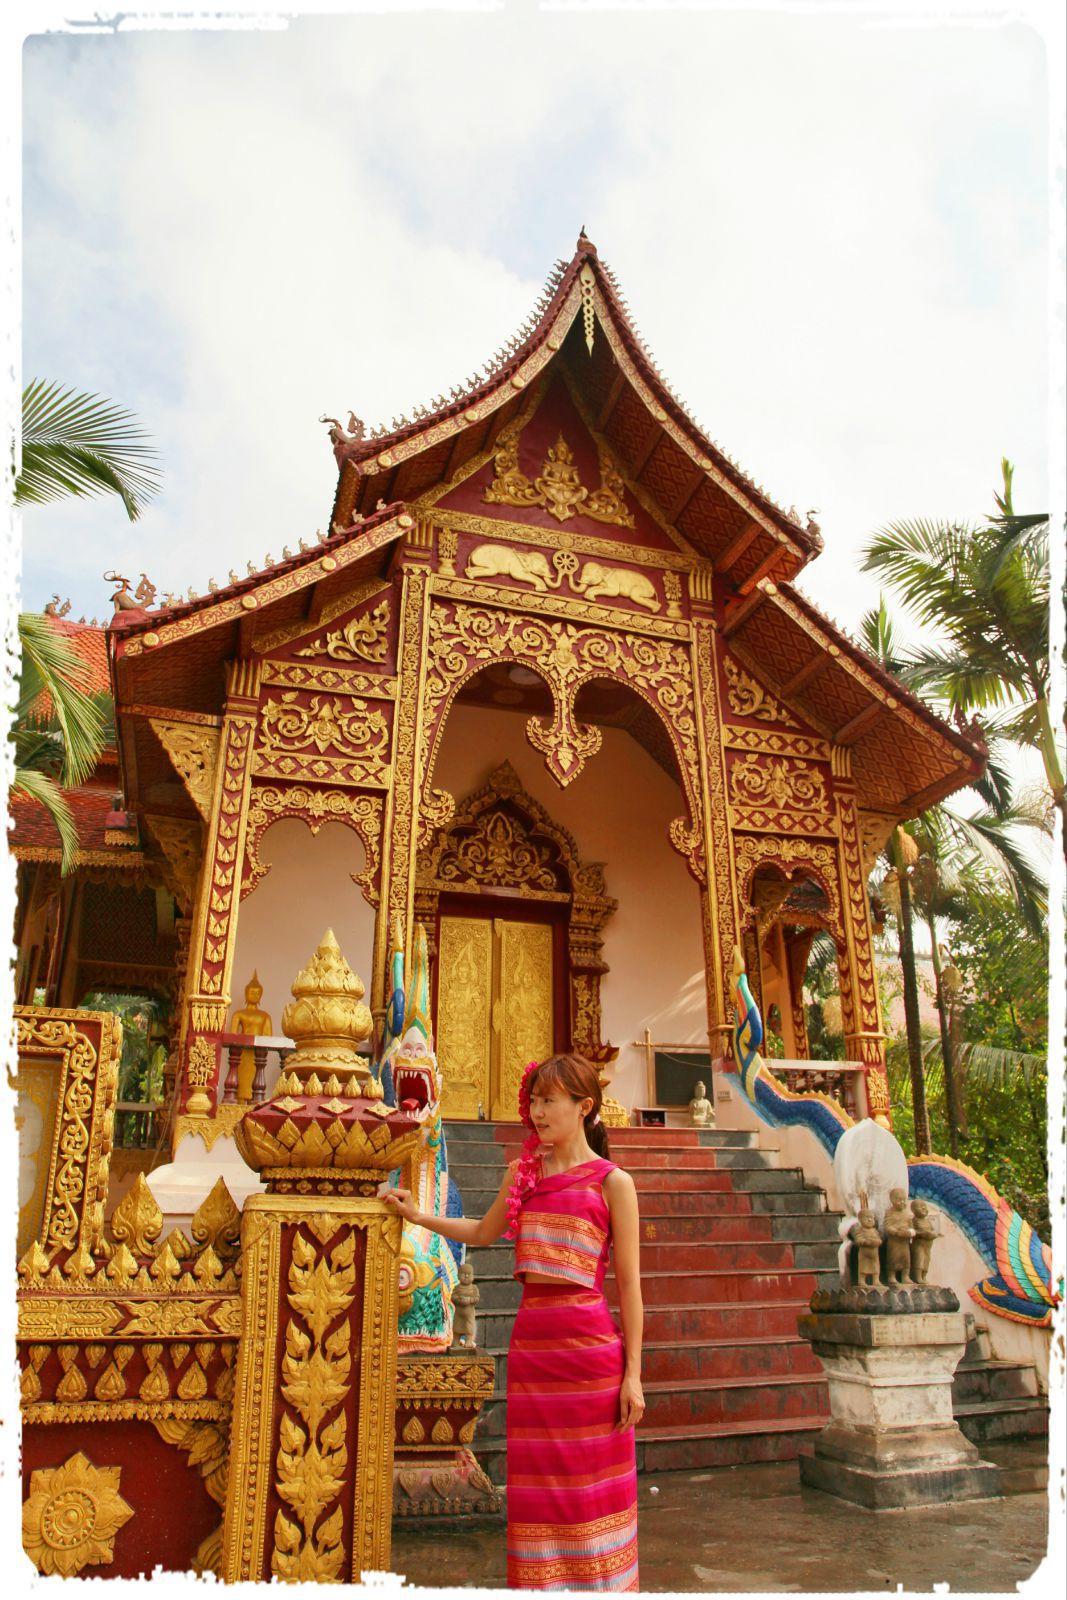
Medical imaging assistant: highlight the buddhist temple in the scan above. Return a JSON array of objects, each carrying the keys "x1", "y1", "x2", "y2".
[{"x1": 12, "y1": 237, "x2": 1051, "y2": 1580}]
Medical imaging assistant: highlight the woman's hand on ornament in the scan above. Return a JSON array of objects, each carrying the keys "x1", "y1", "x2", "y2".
[
  {"x1": 617, "y1": 1374, "x2": 645, "y2": 1431},
  {"x1": 378, "y1": 1183, "x2": 418, "y2": 1223}
]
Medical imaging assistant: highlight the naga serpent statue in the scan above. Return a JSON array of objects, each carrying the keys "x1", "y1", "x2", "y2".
[
  {"x1": 378, "y1": 919, "x2": 463, "y2": 1350},
  {"x1": 730, "y1": 947, "x2": 1057, "y2": 1328}
]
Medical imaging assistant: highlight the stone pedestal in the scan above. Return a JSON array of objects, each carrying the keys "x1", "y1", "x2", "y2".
[{"x1": 798, "y1": 1310, "x2": 1001, "y2": 1508}]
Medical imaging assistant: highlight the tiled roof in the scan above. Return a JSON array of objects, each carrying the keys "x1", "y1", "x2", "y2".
[
  {"x1": 8, "y1": 782, "x2": 123, "y2": 855},
  {"x1": 26, "y1": 616, "x2": 111, "y2": 719}
]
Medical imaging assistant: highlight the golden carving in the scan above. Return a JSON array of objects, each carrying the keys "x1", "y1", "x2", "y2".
[
  {"x1": 496, "y1": 919, "x2": 554, "y2": 1120},
  {"x1": 723, "y1": 724, "x2": 830, "y2": 760},
  {"x1": 858, "y1": 809, "x2": 897, "y2": 878},
  {"x1": 438, "y1": 570, "x2": 686, "y2": 638},
  {"x1": 186, "y1": 1036, "x2": 217, "y2": 1117},
  {"x1": 154, "y1": 1416, "x2": 230, "y2": 1576},
  {"x1": 734, "y1": 835, "x2": 842, "y2": 937},
  {"x1": 395, "y1": 1353, "x2": 495, "y2": 1399},
  {"x1": 729, "y1": 755, "x2": 828, "y2": 812},
  {"x1": 435, "y1": 917, "x2": 493, "y2": 1121},
  {"x1": 723, "y1": 657, "x2": 799, "y2": 726},
  {"x1": 149, "y1": 718, "x2": 220, "y2": 822},
  {"x1": 429, "y1": 507, "x2": 694, "y2": 574},
  {"x1": 22, "y1": 1452, "x2": 134, "y2": 1576},
  {"x1": 280, "y1": 929, "x2": 374, "y2": 1081},
  {"x1": 440, "y1": 809, "x2": 559, "y2": 893},
  {"x1": 109, "y1": 1173, "x2": 164, "y2": 1256},
  {"x1": 260, "y1": 692, "x2": 389, "y2": 768},
  {"x1": 485, "y1": 423, "x2": 634, "y2": 528},
  {"x1": 146, "y1": 815, "x2": 203, "y2": 913},
  {"x1": 261, "y1": 660, "x2": 396, "y2": 698},
  {"x1": 254, "y1": 577, "x2": 390, "y2": 654},
  {"x1": 271, "y1": 1227, "x2": 355, "y2": 1581},
  {"x1": 15, "y1": 1008, "x2": 120, "y2": 1262},
  {"x1": 465, "y1": 543, "x2": 659, "y2": 612},
  {"x1": 295, "y1": 599, "x2": 390, "y2": 663},
  {"x1": 222, "y1": 1198, "x2": 404, "y2": 1583},
  {"x1": 243, "y1": 785, "x2": 383, "y2": 905}
]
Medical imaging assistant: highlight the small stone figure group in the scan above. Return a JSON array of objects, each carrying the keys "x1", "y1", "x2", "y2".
[{"x1": 849, "y1": 1189, "x2": 938, "y2": 1288}]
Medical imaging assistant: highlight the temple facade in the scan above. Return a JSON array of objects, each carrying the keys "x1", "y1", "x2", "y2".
[{"x1": 14, "y1": 235, "x2": 985, "y2": 1156}]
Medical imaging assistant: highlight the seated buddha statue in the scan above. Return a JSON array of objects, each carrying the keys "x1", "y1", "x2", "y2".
[{"x1": 229, "y1": 972, "x2": 273, "y2": 1102}]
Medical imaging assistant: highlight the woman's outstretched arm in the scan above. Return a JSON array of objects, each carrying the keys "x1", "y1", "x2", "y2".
[
  {"x1": 605, "y1": 1167, "x2": 645, "y2": 1432},
  {"x1": 379, "y1": 1159, "x2": 519, "y2": 1249}
]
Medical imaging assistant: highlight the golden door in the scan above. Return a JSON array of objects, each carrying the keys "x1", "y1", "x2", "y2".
[{"x1": 436, "y1": 916, "x2": 554, "y2": 1120}]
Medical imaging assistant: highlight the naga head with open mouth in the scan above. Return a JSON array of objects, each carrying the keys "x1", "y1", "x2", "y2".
[{"x1": 392, "y1": 1034, "x2": 442, "y2": 1120}]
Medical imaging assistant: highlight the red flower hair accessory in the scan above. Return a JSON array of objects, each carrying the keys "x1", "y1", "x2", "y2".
[{"x1": 517, "y1": 1059, "x2": 540, "y2": 1129}]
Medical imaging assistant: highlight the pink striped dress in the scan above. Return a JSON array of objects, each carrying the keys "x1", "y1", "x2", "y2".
[{"x1": 507, "y1": 1156, "x2": 639, "y2": 1591}]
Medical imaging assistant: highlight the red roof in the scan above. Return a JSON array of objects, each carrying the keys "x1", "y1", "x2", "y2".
[
  {"x1": 27, "y1": 616, "x2": 111, "y2": 720},
  {"x1": 9, "y1": 782, "x2": 119, "y2": 855}
]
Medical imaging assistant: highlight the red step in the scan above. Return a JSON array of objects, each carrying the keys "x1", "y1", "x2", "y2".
[
  {"x1": 641, "y1": 1214, "x2": 771, "y2": 1242},
  {"x1": 642, "y1": 1334, "x2": 823, "y2": 1384},
  {"x1": 638, "y1": 1416, "x2": 824, "y2": 1472},
  {"x1": 637, "y1": 1240, "x2": 797, "y2": 1273},
  {"x1": 642, "y1": 1300, "x2": 809, "y2": 1342},
  {"x1": 499, "y1": 1144, "x2": 720, "y2": 1170},
  {"x1": 642, "y1": 1372, "x2": 830, "y2": 1430},
  {"x1": 606, "y1": 1268, "x2": 818, "y2": 1305},
  {"x1": 639, "y1": 1190, "x2": 754, "y2": 1216}
]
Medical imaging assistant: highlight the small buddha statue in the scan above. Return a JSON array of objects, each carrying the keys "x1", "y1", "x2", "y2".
[
  {"x1": 883, "y1": 1188, "x2": 914, "y2": 1285},
  {"x1": 451, "y1": 1261, "x2": 480, "y2": 1349},
  {"x1": 229, "y1": 972, "x2": 273, "y2": 1103},
  {"x1": 688, "y1": 1080, "x2": 713, "y2": 1127},
  {"x1": 910, "y1": 1198, "x2": 937, "y2": 1284},
  {"x1": 851, "y1": 1209, "x2": 883, "y2": 1288},
  {"x1": 231, "y1": 971, "x2": 272, "y2": 1037}
]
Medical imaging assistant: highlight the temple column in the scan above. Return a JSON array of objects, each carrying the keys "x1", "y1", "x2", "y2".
[
  {"x1": 832, "y1": 747, "x2": 890, "y2": 1122},
  {"x1": 373, "y1": 561, "x2": 431, "y2": 1010},
  {"x1": 690, "y1": 601, "x2": 741, "y2": 1058},
  {"x1": 181, "y1": 658, "x2": 261, "y2": 1114}
]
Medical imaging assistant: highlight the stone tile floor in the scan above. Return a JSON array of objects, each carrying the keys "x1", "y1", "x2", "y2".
[{"x1": 391, "y1": 1451, "x2": 1050, "y2": 1593}]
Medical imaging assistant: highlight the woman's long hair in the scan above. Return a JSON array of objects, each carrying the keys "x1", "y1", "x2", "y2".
[
  {"x1": 504, "y1": 1053, "x2": 610, "y2": 1237},
  {"x1": 531, "y1": 1053, "x2": 611, "y2": 1159}
]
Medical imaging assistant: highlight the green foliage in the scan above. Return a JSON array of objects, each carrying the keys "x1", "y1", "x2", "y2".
[
  {"x1": 81, "y1": 991, "x2": 170, "y2": 1150},
  {"x1": 887, "y1": 895, "x2": 1048, "y2": 1232},
  {"x1": 15, "y1": 380, "x2": 162, "y2": 520},
  {"x1": 11, "y1": 614, "x2": 111, "y2": 872}
]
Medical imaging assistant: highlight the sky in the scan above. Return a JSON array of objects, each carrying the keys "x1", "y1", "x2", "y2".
[{"x1": 14, "y1": 4, "x2": 1056, "y2": 640}]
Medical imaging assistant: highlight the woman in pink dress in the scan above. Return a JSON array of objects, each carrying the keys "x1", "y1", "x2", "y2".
[{"x1": 382, "y1": 1053, "x2": 644, "y2": 1591}]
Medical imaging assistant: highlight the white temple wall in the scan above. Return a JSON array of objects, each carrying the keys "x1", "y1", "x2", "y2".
[
  {"x1": 229, "y1": 817, "x2": 375, "y2": 1029},
  {"x1": 432, "y1": 704, "x2": 708, "y2": 1111}
]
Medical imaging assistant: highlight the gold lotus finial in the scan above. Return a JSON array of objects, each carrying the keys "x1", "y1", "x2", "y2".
[{"x1": 281, "y1": 929, "x2": 374, "y2": 1083}]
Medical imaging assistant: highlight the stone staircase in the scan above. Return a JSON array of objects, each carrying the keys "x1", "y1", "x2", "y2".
[
  {"x1": 446, "y1": 1121, "x2": 841, "y2": 1487},
  {"x1": 444, "y1": 1123, "x2": 1049, "y2": 1490}
]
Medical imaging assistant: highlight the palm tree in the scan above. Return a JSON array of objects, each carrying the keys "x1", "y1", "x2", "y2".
[
  {"x1": 11, "y1": 381, "x2": 160, "y2": 866},
  {"x1": 11, "y1": 615, "x2": 111, "y2": 871},
  {"x1": 858, "y1": 601, "x2": 1047, "y2": 1155},
  {"x1": 862, "y1": 461, "x2": 1062, "y2": 859},
  {"x1": 14, "y1": 380, "x2": 162, "y2": 519}
]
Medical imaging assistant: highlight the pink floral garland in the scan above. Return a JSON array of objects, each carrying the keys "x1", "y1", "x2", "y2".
[{"x1": 504, "y1": 1060, "x2": 542, "y2": 1240}]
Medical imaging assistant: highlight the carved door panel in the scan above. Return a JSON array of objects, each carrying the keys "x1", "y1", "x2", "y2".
[
  {"x1": 491, "y1": 920, "x2": 554, "y2": 1121},
  {"x1": 436, "y1": 914, "x2": 555, "y2": 1120},
  {"x1": 436, "y1": 916, "x2": 493, "y2": 1120}
]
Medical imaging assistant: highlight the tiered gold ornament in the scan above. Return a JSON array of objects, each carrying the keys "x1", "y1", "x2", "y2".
[{"x1": 234, "y1": 929, "x2": 422, "y2": 1192}]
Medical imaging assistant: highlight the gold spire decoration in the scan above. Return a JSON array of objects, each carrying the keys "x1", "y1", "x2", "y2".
[{"x1": 280, "y1": 929, "x2": 374, "y2": 1086}]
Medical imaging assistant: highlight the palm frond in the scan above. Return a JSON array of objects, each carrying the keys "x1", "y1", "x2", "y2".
[
  {"x1": 15, "y1": 380, "x2": 162, "y2": 521},
  {"x1": 10, "y1": 767, "x2": 80, "y2": 872},
  {"x1": 17, "y1": 613, "x2": 107, "y2": 786},
  {"x1": 954, "y1": 1040, "x2": 1046, "y2": 1085}
]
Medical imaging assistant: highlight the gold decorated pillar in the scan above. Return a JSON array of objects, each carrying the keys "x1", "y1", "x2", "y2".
[
  {"x1": 831, "y1": 747, "x2": 890, "y2": 1122},
  {"x1": 182, "y1": 659, "x2": 260, "y2": 1115},
  {"x1": 373, "y1": 560, "x2": 431, "y2": 1009},
  {"x1": 222, "y1": 930, "x2": 421, "y2": 1582},
  {"x1": 690, "y1": 599, "x2": 741, "y2": 1058}
]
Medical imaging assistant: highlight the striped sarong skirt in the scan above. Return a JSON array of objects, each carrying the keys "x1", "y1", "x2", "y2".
[{"x1": 506, "y1": 1282, "x2": 639, "y2": 1591}]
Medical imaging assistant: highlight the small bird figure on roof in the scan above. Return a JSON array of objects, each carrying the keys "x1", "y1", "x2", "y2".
[
  {"x1": 298, "y1": 537, "x2": 310, "y2": 552},
  {"x1": 186, "y1": 587, "x2": 197, "y2": 602},
  {"x1": 45, "y1": 594, "x2": 71, "y2": 617},
  {"x1": 208, "y1": 578, "x2": 219, "y2": 593},
  {"x1": 246, "y1": 560, "x2": 257, "y2": 576},
  {"x1": 282, "y1": 545, "x2": 293, "y2": 561},
  {"x1": 228, "y1": 569, "x2": 239, "y2": 585},
  {"x1": 264, "y1": 552, "x2": 273, "y2": 567}
]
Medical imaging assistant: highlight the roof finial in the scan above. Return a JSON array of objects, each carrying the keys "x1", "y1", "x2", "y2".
[{"x1": 577, "y1": 225, "x2": 596, "y2": 255}]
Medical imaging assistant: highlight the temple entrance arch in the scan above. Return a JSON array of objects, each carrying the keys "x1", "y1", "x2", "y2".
[{"x1": 415, "y1": 760, "x2": 616, "y2": 1120}]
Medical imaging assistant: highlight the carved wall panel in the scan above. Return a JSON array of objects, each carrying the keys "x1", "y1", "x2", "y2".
[
  {"x1": 242, "y1": 786, "x2": 383, "y2": 905},
  {"x1": 254, "y1": 691, "x2": 390, "y2": 788}
]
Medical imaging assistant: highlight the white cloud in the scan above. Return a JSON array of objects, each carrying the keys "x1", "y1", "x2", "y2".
[{"x1": 18, "y1": 9, "x2": 1050, "y2": 634}]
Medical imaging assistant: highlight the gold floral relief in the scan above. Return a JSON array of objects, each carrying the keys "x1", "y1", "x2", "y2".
[
  {"x1": 295, "y1": 600, "x2": 390, "y2": 664},
  {"x1": 242, "y1": 785, "x2": 383, "y2": 905},
  {"x1": 729, "y1": 754, "x2": 828, "y2": 812},
  {"x1": 723, "y1": 657, "x2": 799, "y2": 727},
  {"x1": 22, "y1": 1452, "x2": 134, "y2": 1576}
]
